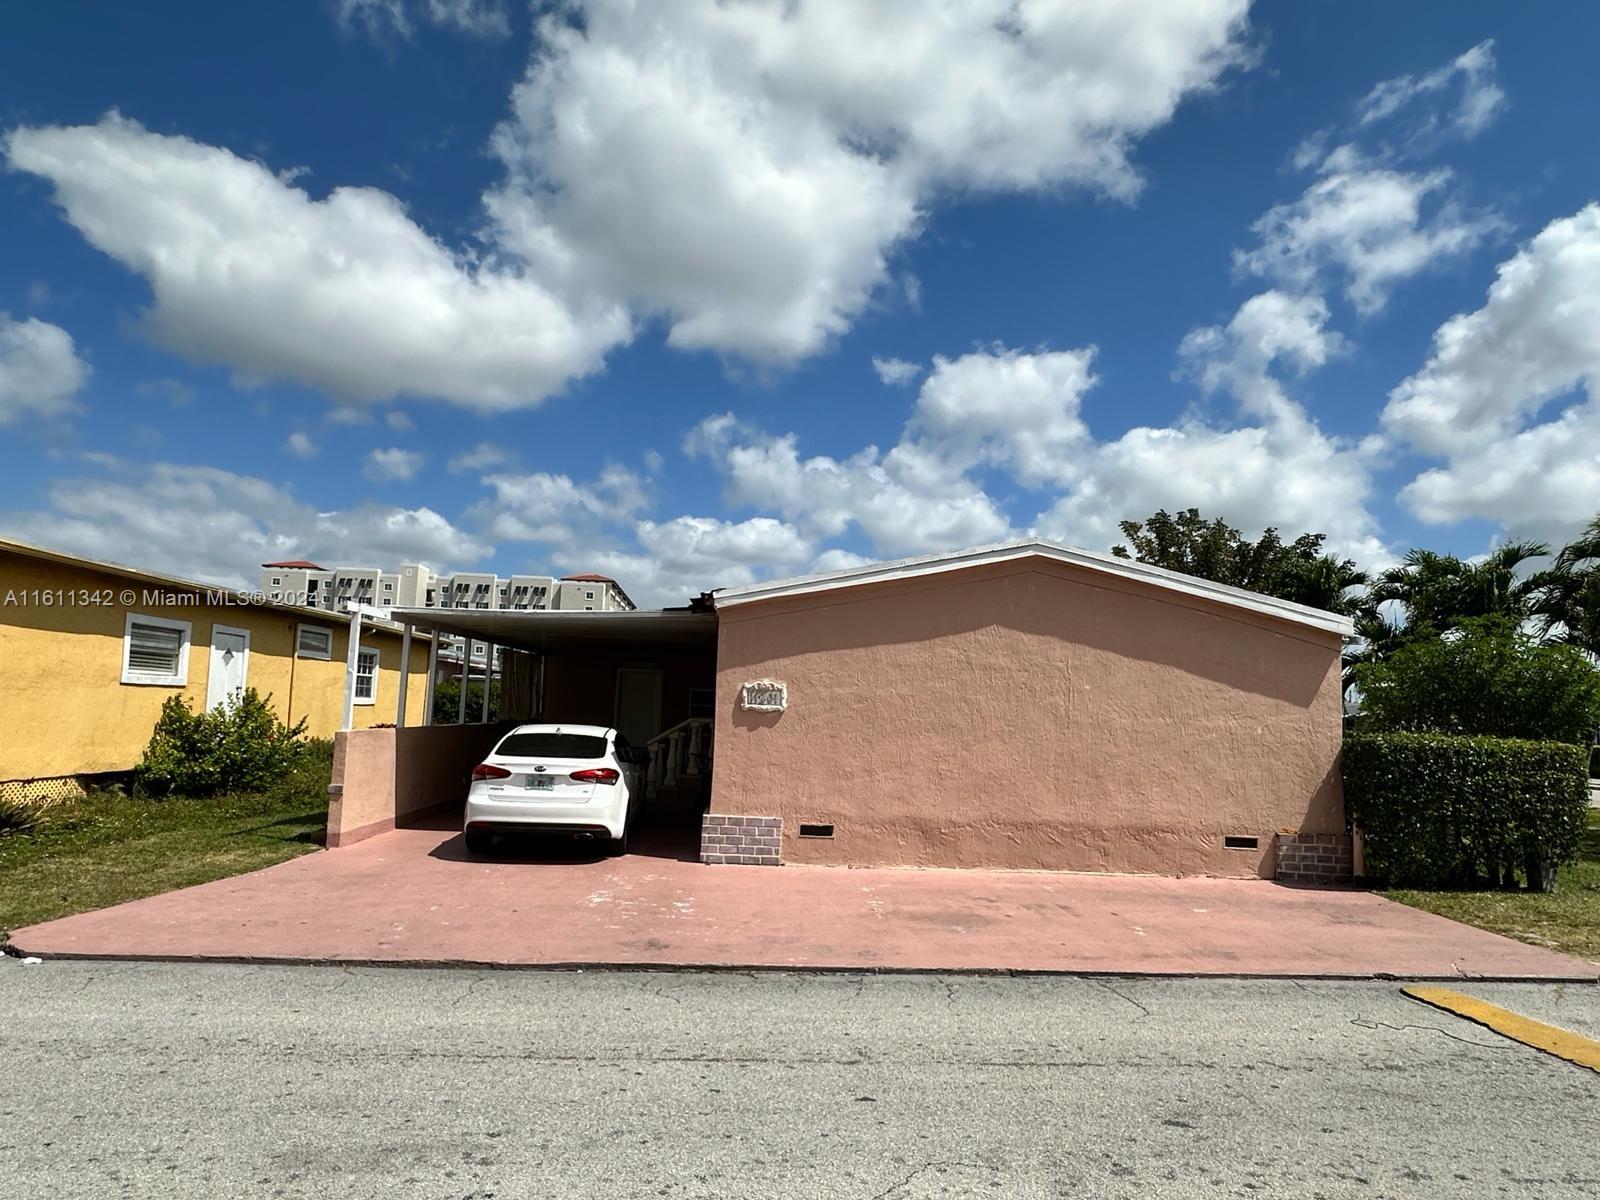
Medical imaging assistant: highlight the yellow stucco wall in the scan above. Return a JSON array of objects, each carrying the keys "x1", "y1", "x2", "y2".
[{"x1": 0, "y1": 550, "x2": 430, "y2": 781}]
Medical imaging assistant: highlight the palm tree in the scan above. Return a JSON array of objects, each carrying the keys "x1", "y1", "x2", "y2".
[
  {"x1": 1283, "y1": 553, "x2": 1368, "y2": 616},
  {"x1": 1536, "y1": 515, "x2": 1600, "y2": 656},
  {"x1": 1342, "y1": 541, "x2": 1552, "y2": 696},
  {"x1": 1369, "y1": 541, "x2": 1551, "y2": 636}
]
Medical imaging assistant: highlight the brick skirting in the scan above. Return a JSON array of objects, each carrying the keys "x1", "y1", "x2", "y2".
[
  {"x1": 1276, "y1": 832, "x2": 1353, "y2": 885},
  {"x1": 701, "y1": 815, "x2": 782, "y2": 865}
]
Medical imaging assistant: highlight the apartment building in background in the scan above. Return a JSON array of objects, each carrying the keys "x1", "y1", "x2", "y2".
[
  {"x1": 260, "y1": 561, "x2": 635, "y2": 614},
  {"x1": 259, "y1": 561, "x2": 635, "y2": 679}
]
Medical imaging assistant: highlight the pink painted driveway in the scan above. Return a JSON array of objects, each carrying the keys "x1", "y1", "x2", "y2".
[{"x1": 10, "y1": 826, "x2": 1597, "y2": 980}]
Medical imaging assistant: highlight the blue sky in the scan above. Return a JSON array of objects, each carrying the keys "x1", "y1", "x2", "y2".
[{"x1": 3, "y1": 1, "x2": 1599, "y2": 605}]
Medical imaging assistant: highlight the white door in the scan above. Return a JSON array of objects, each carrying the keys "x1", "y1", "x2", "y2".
[
  {"x1": 614, "y1": 668, "x2": 663, "y2": 745},
  {"x1": 207, "y1": 626, "x2": 250, "y2": 710}
]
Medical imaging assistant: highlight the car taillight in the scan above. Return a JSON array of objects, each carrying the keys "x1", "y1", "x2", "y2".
[
  {"x1": 570, "y1": 768, "x2": 619, "y2": 785},
  {"x1": 471, "y1": 764, "x2": 511, "y2": 781}
]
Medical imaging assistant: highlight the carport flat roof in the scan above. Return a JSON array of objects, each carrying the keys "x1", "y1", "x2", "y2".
[{"x1": 386, "y1": 606, "x2": 716, "y2": 653}]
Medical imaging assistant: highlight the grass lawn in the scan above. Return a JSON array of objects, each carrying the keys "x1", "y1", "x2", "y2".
[
  {"x1": 1385, "y1": 810, "x2": 1600, "y2": 962},
  {"x1": 0, "y1": 762, "x2": 328, "y2": 940}
]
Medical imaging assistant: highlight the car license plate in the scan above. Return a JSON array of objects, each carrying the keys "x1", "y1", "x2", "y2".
[{"x1": 526, "y1": 776, "x2": 554, "y2": 791}]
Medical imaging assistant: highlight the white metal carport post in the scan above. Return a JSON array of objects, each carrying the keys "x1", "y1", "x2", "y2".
[
  {"x1": 482, "y1": 642, "x2": 495, "y2": 722},
  {"x1": 457, "y1": 640, "x2": 470, "y2": 724},
  {"x1": 423, "y1": 630, "x2": 438, "y2": 726},
  {"x1": 396, "y1": 622, "x2": 412, "y2": 727},
  {"x1": 340, "y1": 606, "x2": 364, "y2": 732}
]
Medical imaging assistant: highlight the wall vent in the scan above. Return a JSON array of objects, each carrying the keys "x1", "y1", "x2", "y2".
[
  {"x1": 798, "y1": 823, "x2": 835, "y2": 839},
  {"x1": 1223, "y1": 835, "x2": 1259, "y2": 851}
]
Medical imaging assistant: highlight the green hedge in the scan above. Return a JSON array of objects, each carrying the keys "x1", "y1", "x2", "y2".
[{"x1": 1343, "y1": 732, "x2": 1590, "y2": 889}]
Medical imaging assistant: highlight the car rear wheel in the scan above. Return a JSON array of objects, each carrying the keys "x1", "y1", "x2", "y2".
[{"x1": 464, "y1": 828, "x2": 494, "y2": 855}]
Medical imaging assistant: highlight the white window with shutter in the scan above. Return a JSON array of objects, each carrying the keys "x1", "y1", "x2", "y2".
[
  {"x1": 354, "y1": 647, "x2": 379, "y2": 705},
  {"x1": 121, "y1": 613, "x2": 192, "y2": 686},
  {"x1": 296, "y1": 624, "x2": 333, "y2": 660}
]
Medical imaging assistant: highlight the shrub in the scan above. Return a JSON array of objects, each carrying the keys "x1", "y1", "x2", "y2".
[
  {"x1": 1351, "y1": 618, "x2": 1600, "y2": 746},
  {"x1": 1343, "y1": 732, "x2": 1590, "y2": 890},
  {"x1": 0, "y1": 794, "x2": 46, "y2": 837},
  {"x1": 139, "y1": 689, "x2": 309, "y2": 798},
  {"x1": 430, "y1": 677, "x2": 500, "y2": 725}
]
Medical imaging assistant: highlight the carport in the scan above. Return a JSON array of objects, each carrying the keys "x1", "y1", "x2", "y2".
[{"x1": 324, "y1": 605, "x2": 717, "y2": 850}]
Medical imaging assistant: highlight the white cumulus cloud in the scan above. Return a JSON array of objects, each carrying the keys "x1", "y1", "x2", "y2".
[
  {"x1": 365, "y1": 447, "x2": 424, "y2": 482},
  {"x1": 0, "y1": 313, "x2": 90, "y2": 425},
  {"x1": 871, "y1": 356, "x2": 921, "y2": 386},
  {"x1": 1237, "y1": 165, "x2": 1504, "y2": 315},
  {"x1": 1386, "y1": 203, "x2": 1600, "y2": 545},
  {"x1": 1355, "y1": 39, "x2": 1505, "y2": 142},
  {"x1": 5, "y1": 115, "x2": 630, "y2": 413},
  {"x1": 8, "y1": 5, "x2": 1253, "y2": 409},
  {"x1": 336, "y1": 0, "x2": 510, "y2": 41},
  {"x1": 0, "y1": 458, "x2": 489, "y2": 587},
  {"x1": 487, "y1": 0, "x2": 1254, "y2": 362},
  {"x1": 285, "y1": 431, "x2": 318, "y2": 458},
  {"x1": 557, "y1": 515, "x2": 813, "y2": 606}
]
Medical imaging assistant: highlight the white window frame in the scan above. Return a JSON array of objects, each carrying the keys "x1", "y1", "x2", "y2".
[
  {"x1": 121, "y1": 612, "x2": 192, "y2": 687},
  {"x1": 354, "y1": 647, "x2": 380, "y2": 705},
  {"x1": 296, "y1": 623, "x2": 333, "y2": 661}
]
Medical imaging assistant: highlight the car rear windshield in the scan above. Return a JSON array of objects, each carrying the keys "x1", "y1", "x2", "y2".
[{"x1": 495, "y1": 732, "x2": 608, "y2": 760}]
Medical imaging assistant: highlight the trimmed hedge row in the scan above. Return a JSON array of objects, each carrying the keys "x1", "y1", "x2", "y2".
[{"x1": 1343, "y1": 732, "x2": 1590, "y2": 890}]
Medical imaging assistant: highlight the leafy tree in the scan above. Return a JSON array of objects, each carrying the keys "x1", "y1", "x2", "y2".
[
  {"x1": 1352, "y1": 618, "x2": 1600, "y2": 747},
  {"x1": 1111, "y1": 508, "x2": 1366, "y2": 613}
]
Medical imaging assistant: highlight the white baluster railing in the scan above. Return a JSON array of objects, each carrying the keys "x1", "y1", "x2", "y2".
[{"x1": 645, "y1": 717, "x2": 713, "y2": 799}]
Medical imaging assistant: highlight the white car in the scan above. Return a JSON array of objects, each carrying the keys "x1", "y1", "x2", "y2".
[{"x1": 463, "y1": 723, "x2": 643, "y2": 856}]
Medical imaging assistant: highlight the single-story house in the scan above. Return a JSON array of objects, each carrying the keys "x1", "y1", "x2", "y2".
[
  {"x1": 0, "y1": 536, "x2": 430, "y2": 802},
  {"x1": 336, "y1": 539, "x2": 1354, "y2": 881}
]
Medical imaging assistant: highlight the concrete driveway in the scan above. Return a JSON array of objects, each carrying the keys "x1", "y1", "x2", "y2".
[{"x1": 9, "y1": 821, "x2": 1597, "y2": 979}]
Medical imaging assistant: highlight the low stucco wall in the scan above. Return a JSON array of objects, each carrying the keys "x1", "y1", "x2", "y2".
[
  {"x1": 710, "y1": 558, "x2": 1345, "y2": 878},
  {"x1": 327, "y1": 722, "x2": 512, "y2": 848}
]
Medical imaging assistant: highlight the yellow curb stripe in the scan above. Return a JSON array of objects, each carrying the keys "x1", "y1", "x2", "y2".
[{"x1": 1403, "y1": 986, "x2": 1600, "y2": 1074}]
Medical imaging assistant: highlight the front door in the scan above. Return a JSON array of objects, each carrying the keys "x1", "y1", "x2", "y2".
[
  {"x1": 206, "y1": 626, "x2": 250, "y2": 710},
  {"x1": 614, "y1": 667, "x2": 663, "y2": 745}
]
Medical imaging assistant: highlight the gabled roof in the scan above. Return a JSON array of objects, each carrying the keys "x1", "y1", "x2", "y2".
[
  {"x1": 711, "y1": 538, "x2": 1355, "y2": 637},
  {"x1": 561, "y1": 573, "x2": 616, "y2": 583},
  {"x1": 261, "y1": 559, "x2": 325, "y2": 570}
]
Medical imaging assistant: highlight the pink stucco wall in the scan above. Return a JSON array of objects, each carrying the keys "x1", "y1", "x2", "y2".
[
  {"x1": 710, "y1": 558, "x2": 1344, "y2": 877},
  {"x1": 327, "y1": 722, "x2": 512, "y2": 847}
]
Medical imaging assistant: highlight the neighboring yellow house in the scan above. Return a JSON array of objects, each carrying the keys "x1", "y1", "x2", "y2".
[{"x1": 0, "y1": 537, "x2": 430, "y2": 792}]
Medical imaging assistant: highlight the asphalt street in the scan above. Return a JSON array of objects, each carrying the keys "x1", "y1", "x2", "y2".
[{"x1": 3, "y1": 957, "x2": 1598, "y2": 1199}]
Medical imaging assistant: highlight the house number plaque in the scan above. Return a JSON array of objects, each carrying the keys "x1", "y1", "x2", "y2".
[{"x1": 739, "y1": 680, "x2": 788, "y2": 712}]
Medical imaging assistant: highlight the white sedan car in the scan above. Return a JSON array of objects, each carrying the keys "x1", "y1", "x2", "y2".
[{"x1": 463, "y1": 723, "x2": 643, "y2": 856}]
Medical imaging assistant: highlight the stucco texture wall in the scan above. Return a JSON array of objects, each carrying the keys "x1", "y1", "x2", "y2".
[
  {"x1": 327, "y1": 721, "x2": 511, "y2": 847},
  {"x1": 710, "y1": 559, "x2": 1345, "y2": 878},
  {"x1": 0, "y1": 551, "x2": 428, "y2": 781}
]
